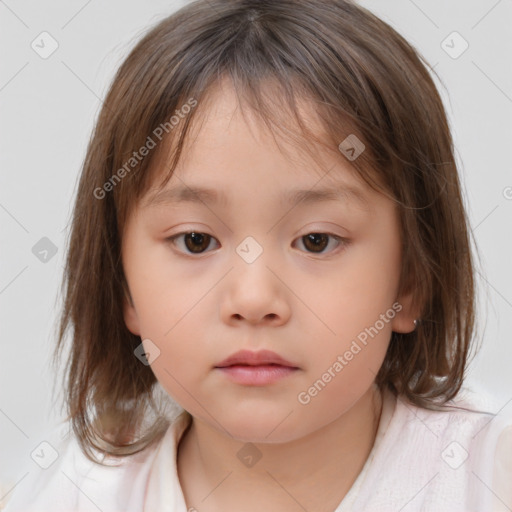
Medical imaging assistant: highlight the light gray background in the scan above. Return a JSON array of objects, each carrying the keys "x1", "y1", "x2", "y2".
[{"x1": 1, "y1": 0, "x2": 511, "y2": 498}]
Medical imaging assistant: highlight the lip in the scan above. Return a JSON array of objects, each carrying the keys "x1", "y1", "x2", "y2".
[
  {"x1": 215, "y1": 349, "x2": 297, "y2": 368},
  {"x1": 214, "y1": 350, "x2": 299, "y2": 386}
]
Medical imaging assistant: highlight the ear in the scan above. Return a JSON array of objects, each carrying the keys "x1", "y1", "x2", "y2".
[
  {"x1": 391, "y1": 289, "x2": 421, "y2": 334},
  {"x1": 123, "y1": 286, "x2": 141, "y2": 336}
]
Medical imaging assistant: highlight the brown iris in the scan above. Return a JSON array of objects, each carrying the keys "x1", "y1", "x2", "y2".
[
  {"x1": 183, "y1": 232, "x2": 211, "y2": 253},
  {"x1": 302, "y1": 233, "x2": 329, "y2": 253}
]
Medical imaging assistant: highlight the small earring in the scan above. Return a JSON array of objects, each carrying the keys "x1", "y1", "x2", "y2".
[{"x1": 413, "y1": 319, "x2": 419, "y2": 328}]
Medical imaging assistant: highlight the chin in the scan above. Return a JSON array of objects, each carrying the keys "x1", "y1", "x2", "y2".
[{"x1": 219, "y1": 411, "x2": 308, "y2": 444}]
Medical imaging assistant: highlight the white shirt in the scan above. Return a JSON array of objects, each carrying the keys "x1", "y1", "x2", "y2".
[{"x1": 2, "y1": 386, "x2": 511, "y2": 512}]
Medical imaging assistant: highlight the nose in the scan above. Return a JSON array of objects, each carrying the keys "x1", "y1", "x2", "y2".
[{"x1": 220, "y1": 253, "x2": 291, "y2": 327}]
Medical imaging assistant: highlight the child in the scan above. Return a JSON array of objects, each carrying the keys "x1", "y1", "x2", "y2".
[{"x1": 3, "y1": 0, "x2": 511, "y2": 511}]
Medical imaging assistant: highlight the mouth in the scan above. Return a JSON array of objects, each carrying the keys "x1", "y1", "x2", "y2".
[
  {"x1": 214, "y1": 350, "x2": 299, "y2": 386},
  {"x1": 215, "y1": 349, "x2": 298, "y2": 368}
]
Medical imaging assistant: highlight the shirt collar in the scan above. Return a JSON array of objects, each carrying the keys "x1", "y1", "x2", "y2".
[
  {"x1": 144, "y1": 409, "x2": 193, "y2": 512},
  {"x1": 143, "y1": 389, "x2": 397, "y2": 512}
]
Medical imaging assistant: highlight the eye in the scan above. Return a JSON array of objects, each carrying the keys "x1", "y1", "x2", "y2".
[
  {"x1": 166, "y1": 231, "x2": 348, "y2": 256},
  {"x1": 167, "y1": 231, "x2": 220, "y2": 254},
  {"x1": 293, "y1": 233, "x2": 347, "y2": 254}
]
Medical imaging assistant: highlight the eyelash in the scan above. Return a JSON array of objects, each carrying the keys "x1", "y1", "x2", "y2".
[{"x1": 165, "y1": 231, "x2": 349, "y2": 256}]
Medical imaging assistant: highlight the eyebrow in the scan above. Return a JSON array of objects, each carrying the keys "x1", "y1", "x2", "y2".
[{"x1": 142, "y1": 183, "x2": 369, "y2": 210}]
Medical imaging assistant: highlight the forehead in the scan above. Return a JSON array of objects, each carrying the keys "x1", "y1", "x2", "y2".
[
  {"x1": 148, "y1": 80, "x2": 368, "y2": 184},
  {"x1": 139, "y1": 78, "x2": 380, "y2": 213}
]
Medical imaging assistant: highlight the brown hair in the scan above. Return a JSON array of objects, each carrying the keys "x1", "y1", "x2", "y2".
[{"x1": 53, "y1": 0, "x2": 479, "y2": 464}]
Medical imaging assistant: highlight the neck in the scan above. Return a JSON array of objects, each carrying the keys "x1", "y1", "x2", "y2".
[{"x1": 177, "y1": 385, "x2": 384, "y2": 512}]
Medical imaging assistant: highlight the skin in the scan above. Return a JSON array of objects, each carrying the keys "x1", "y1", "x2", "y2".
[{"x1": 122, "y1": 80, "x2": 419, "y2": 511}]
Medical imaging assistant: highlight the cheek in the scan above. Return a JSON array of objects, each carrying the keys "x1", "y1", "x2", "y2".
[
  {"x1": 127, "y1": 241, "x2": 214, "y2": 332},
  {"x1": 295, "y1": 317, "x2": 392, "y2": 423},
  {"x1": 124, "y1": 239, "x2": 214, "y2": 396},
  {"x1": 293, "y1": 223, "x2": 400, "y2": 389},
  {"x1": 298, "y1": 238, "x2": 401, "y2": 344},
  {"x1": 140, "y1": 314, "x2": 209, "y2": 409},
  {"x1": 295, "y1": 356, "x2": 380, "y2": 428}
]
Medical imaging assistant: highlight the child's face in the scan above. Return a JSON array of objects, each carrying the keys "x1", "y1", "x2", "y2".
[{"x1": 122, "y1": 82, "x2": 417, "y2": 442}]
